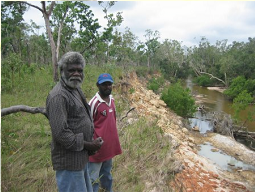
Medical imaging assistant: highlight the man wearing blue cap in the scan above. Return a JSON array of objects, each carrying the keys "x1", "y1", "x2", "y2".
[{"x1": 88, "y1": 73, "x2": 122, "y2": 192}]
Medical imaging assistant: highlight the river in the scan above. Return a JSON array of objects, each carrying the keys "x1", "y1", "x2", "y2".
[{"x1": 184, "y1": 77, "x2": 255, "y2": 148}]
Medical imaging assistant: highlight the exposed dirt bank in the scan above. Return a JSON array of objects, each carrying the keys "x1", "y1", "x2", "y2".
[{"x1": 124, "y1": 73, "x2": 255, "y2": 192}]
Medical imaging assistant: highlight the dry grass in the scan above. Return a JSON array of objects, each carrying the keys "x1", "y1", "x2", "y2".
[{"x1": 112, "y1": 112, "x2": 176, "y2": 192}]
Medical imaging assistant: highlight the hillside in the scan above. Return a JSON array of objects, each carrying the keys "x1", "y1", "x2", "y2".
[
  {"x1": 1, "y1": 67, "x2": 255, "y2": 192},
  {"x1": 117, "y1": 72, "x2": 255, "y2": 192}
]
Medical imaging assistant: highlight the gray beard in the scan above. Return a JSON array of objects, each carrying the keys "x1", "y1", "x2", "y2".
[{"x1": 62, "y1": 73, "x2": 83, "y2": 89}]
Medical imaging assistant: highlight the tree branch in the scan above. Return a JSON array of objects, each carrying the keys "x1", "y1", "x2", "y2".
[
  {"x1": 47, "y1": 1, "x2": 56, "y2": 16},
  {"x1": 120, "y1": 107, "x2": 135, "y2": 121},
  {"x1": 199, "y1": 71, "x2": 227, "y2": 86},
  {"x1": 22, "y1": 1, "x2": 43, "y2": 13},
  {"x1": 1, "y1": 105, "x2": 47, "y2": 118}
]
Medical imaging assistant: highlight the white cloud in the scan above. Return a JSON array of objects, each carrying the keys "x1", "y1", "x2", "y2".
[
  {"x1": 23, "y1": 1, "x2": 45, "y2": 33},
  {"x1": 118, "y1": 1, "x2": 255, "y2": 46},
  {"x1": 23, "y1": 1, "x2": 255, "y2": 47}
]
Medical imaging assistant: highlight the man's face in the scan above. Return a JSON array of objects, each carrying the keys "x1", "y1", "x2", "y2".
[
  {"x1": 62, "y1": 63, "x2": 84, "y2": 89},
  {"x1": 98, "y1": 81, "x2": 113, "y2": 97}
]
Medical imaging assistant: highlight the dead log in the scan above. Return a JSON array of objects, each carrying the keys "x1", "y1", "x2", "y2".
[
  {"x1": 233, "y1": 130, "x2": 255, "y2": 139},
  {"x1": 1, "y1": 105, "x2": 47, "y2": 118}
]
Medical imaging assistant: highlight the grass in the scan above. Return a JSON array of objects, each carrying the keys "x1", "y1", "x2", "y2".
[
  {"x1": 1, "y1": 66, "x2": 57, "y2": 192},
  {"x1": 113, "y1": 117, "x2": 175, "y2": 192},
  {"x1": 1, "y1": 64, "x2": 176, "y2": 191}
]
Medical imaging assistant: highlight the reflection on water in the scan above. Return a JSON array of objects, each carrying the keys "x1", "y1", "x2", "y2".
[
  {"x1": 189, "y1": 111, "x2": 214, "y2": 133},
  {"x1": 185, "y1": 78, "x2": 255, "y2": 132},
  {"x1": 198, "y1": 142, "x2": 255, "y2": 172}
]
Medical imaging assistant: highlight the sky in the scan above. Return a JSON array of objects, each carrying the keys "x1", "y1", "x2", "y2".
[{"x1": 23, "y1": 1, "x2": 255, "y2": 47}]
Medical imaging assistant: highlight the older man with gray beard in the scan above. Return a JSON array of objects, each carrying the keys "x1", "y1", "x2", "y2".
[{"x1": 46, "y1": 52, "x2": 104, "y2": 192}]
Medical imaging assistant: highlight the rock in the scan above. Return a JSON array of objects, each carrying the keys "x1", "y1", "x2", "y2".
[
  {"x1": 182, "y1": 128, "x2": 189, "y2": 134},
  {"x1": 192, "y1": 126, "x2": 199, "y2": 131},
  {"x1": 228, "y1": 163, "x2": 235, "y2": 166},
  {"x1": 188, "y1": 142, "x2": 195, "y2": 148},
  {"x1": 211, "y1": 148, "x2": 219, "y2": 152},
  {"x1": 187, "y1": 137, "x2": 195, "y2": 143}
]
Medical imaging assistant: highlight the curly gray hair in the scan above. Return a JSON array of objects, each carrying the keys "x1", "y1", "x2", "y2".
[{"x1": 58, "y1": 52, "x2": 85, "y2": 71}]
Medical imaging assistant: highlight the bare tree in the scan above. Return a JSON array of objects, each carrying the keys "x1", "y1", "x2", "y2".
[{"x1": 22, "y1": 1, "x2": 59, "y2": 82}]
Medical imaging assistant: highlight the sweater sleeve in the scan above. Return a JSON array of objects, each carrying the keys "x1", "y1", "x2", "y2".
[{"x1": 46, "y1": 95, "x2": 84, "y2": 151}]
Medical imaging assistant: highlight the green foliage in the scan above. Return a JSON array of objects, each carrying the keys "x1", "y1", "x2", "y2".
[
  {"x1": 161, "y1": 82, "x2": 196, "y2": 117},
  {"x1": 159, "y1": 59, "x2": 177, "y2": 80},
  {"x1": 129, "y1": 88, "x2": 135, "y2": 94},
  {"x1": 147, "y1": 76, "x2": 164, "y2": 93},
  {"x1": 1, "y1": 1, "x2": 28, "y2": 57},
  {"x1": 232, "y1": 90, "x2": 254, "y2": 121},
  {"x1": 1, "y1": 63, "x2": 176, "y2": 191},
  {"x1": 1, "y1": 53, "x2": 24, "y2": 92},
  {"x1": 194, "y1": 75, "x2": 214, "y2": 87},
  {"x1": 135, "y1": 66, "x2": 150, "y2": 77},
  {"x1": 224, "y1": 76, "x2": 246, "y2": 99},
  {"x1": 223, "y1": 76, "x2": 255, "y2": 100},
  {"x1": 83, "y1": 63, "x2": 123, "y2": 99},
  {"x1": 1, "y1": 66, "x2": 57, "y2": 192},
  {"x1": 244, "y1": 79, "x2": 255, "y2": 96}
]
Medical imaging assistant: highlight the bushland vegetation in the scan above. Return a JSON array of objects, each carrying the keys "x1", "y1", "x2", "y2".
[
  {"x1": 1, "y1": 65, "x2": 176, "y2": 191},
  {"x1": 2, "y1": 1, "x2": 255, "y2": 191}
]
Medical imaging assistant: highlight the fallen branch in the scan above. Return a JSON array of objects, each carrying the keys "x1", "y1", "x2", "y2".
[
  {"x1": 120, "y1": 107, "x2": 135, "y2": 121},
  {"x1": 199, "y1": 71, "x2": 227, "y2": 86},
  {"x1": 1, "y1": 105, "x2": 47, "y2": 117}
]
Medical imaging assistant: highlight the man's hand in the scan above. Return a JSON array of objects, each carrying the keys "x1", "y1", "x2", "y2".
[{"x1": 84, "y1": 137, "x2": 104, "y2": 151}]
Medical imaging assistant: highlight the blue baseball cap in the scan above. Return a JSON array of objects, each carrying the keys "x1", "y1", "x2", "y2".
[{"x1": 97, "y1": 73, "x2": 114, "y2": 84}]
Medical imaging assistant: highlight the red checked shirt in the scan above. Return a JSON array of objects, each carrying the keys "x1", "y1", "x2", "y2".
[{"x1": 89, "y1": 92, "x2": 122, "y2": 162}]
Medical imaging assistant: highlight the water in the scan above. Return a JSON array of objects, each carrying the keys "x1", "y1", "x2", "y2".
[
  {"x1": 189, "y1": 111, "x2": 214, "y2": 133},
  {"x1": 185, "y1": 78, "x2": 255, "y2": 132},
  {"x1": 198, "y1": 142, "x2": 255, "y2": 172},
  {"x1": 184, "y1": 78, "x2": 255, "y2": 172}
]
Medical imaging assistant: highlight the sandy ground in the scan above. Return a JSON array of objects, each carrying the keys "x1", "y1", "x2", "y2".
[{"x1": 207, "y1": 87, "x2": 226, "y2": 93}]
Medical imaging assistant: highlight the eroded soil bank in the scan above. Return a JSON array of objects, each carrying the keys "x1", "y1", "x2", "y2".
[{"x1": 122, "y1": 73, "x2": 255, "y2": 192}]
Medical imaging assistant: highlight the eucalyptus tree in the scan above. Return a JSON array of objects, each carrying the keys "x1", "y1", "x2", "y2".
[
  {"x1": 187, "y1": 37, "x2": 227, "y2": 86},
  {"x1": 110, "y1": 27, "x2": 138, "y2": 66},
  {"x1": 155, "y1": 39, "x2": 186, "y2": 79},
  {"x1": 144, "y1": 29, "x2": 160, "y2": 68},
  {"x1": 136, "y1": 41, "x2": 148, "y2": 66},
  {"x1": 98, "y1": 1, "x2": 123, "y2": 64},
  {"x1": 21, "y1": 1, "x2": 58, "y2": 81},
  {"x1": 1, "y1": 1, "x2": 30, "y2": 92},
  {"x1": 28, "y1": 33, "x2": 51, "y2": 65},
  {"x1": 22, "y1": 1, "x2": 100, "y2": 82},
  {"x1": 239, "y1": 37, "x2": 255, "y2": 79},
  {"x1": 1, "y1": 1, "x2": 28, "y2": 58}
]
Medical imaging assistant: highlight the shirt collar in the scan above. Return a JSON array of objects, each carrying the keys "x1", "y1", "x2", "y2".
[{"x1": 96, "y1": 92, "x2": 112, "y2": 104}]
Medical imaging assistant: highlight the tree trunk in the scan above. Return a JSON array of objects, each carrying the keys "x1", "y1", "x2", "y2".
[
  {"x1": 23, "y1": 1, "x2": 58, "y2": 82},
  {"x1": 43, "y1": 12, "x2": 58, "y2": 82},
  {"x1": 1, "y1": 105, "x2": 47, "y2": 117}
]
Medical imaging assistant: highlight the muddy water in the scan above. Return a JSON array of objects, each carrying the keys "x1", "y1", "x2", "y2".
[
  {"x1": 198, "y1": 142, "x2": 255, "y2": 172},
  {"x1": 185, "y1": 78, "x2": 255, "y2": 132}
]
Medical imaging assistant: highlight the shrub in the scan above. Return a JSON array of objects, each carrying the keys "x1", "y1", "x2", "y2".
[
  {"x1": 232, "y1": 90, "x2": 254, "y2": 121},
  {"x1": 194, "y1": 75, "x2": 213, "y2": 87},
  {"x1": 147, "y1": 76, "x2": 164, "y2": 93},
  {"x1": 161, "y1": 81, "x2": 196, "y2": 117},
  {"x1": 224, "y1": 76, "x2": 255, "y2": 100},
  {"x1": 135, "y1": 66, "x2": 150, "y2": 77}
]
